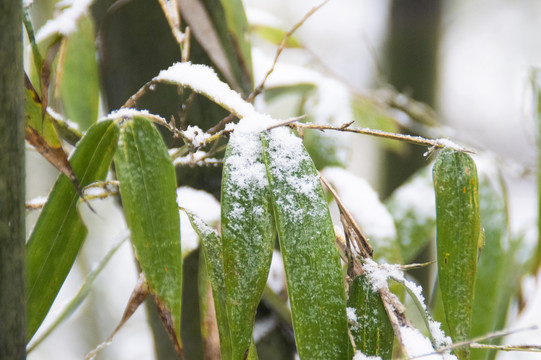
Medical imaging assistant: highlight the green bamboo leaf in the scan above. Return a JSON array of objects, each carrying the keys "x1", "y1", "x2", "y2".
[
  {"x1": 221, "y1": 124, "x2": 274, "y2": 359},
  {"x1": 59, "y1": 15, "x2": 99, "y2": 131},
  {"x1": 261, "y1": 128, "x2": 350, "y2": 360},
  {"x1": 433, "y1": 148, "x2": 481, "y2": 360},
  {"x1": 470, "y1": 173, "x2": 510, "y2": 360},
  {"x1": 252, "y1": 24, "x2": 302, "y2": 48},
  {"x1": 24, "y1": 75, "x2": 80, "y2": 190},
  {"x1": 347, "y1": 275, "x2": 393, "y2": 359},
  {"x1": 178, "y1": 0, "x2": 253, "y2": 95},
  {"x1": 114, "y1": 116, "x2": 182, "y2": 341},
  {"x1": 26, "y1": 120, "x2": 120, "y2": 341},
  {"x1": 27, "y1": 233, "x2": 128, "y2": 353},
  {"x1": 185, "y1": 210, "x2": 232, "y2": 360}
]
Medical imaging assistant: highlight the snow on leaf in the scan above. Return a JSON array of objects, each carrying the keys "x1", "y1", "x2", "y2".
[
  {"x1": 36, "y1": 0, "x2": 94, "y2": 40},
  {"x1": 155, "y1": 62, "x2": 257, "y2": 118},
  {"x1": 400, "y1": 326, "x2": 457, "y2": 360}
]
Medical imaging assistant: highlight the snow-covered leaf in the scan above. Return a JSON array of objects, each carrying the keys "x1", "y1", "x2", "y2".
[
  {"x1": 261, "y1": 128, "x2": 350, "y2": 359},
  {"x1": 221, "y1": 118, "x2": 275, "y2": 359},
  {"x1": 114, "y1": 116, "x2": 182, "y2": 343}
]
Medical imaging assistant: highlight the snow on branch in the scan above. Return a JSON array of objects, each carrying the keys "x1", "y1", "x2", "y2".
[{"x1": 36, "y1": 0, "x2": 94, "y2": 41}]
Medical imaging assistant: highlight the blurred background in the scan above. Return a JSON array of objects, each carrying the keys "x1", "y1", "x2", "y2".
[{"x1": 25, "y1": 0, "x2": 540, "y2": 358}]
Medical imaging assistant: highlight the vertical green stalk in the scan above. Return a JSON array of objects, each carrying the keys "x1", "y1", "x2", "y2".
[{"x1": 0, "y1": 0, "x2": 25, "y2": 358}]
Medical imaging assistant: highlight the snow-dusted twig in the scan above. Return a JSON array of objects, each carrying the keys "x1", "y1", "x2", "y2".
[
  {"x1": 415, "y1": 326, "x2": 540, "y2": 358},
  {"x1": 289, "y1": 121, "x2": 473, "y2": 153}
]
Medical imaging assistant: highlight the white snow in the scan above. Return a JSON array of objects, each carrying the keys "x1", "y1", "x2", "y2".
[
  {"x1": 265, "y1": 126, "x2": 323, "y2": 221},
  {"x1": 183, "y1": 125, "x2": 211, "y2": 148},
  {"x1": 155, "y1": 62, "x2": 257, "y2": 118},
  {"x1": 226, "y1": 115, "x2": 275, "y2": 190},
  {"x1": 267, "y1": 250, "x2": 286, "y2": 294},
  {"x1": 36, "y1": 0, "x2": 94, "y2": 40},
  {"x1": 177, "y1": 187, "x2": 220, "y2": 256},
  {"x1": 400, "y1": 326, "x2": 457, "y2": 360},
  {"x1": 346, "y1": 307, "x2": 358, "y2": 324},
  {"x1": 103, "y1": 108, "x2": 157, "y2": 122},
  {"x1": 387, "y1": 166, "x2": 435, "y2": 225},
  {"x1": 172, "y1": 151, "x2": 221, "y2": 167},
  {"x1": 253, "y1": 315, "x2": 278, "y2": 342},
  {"x1": 362, "y1": 258, "x2": 453, "y2": 351},
  {"x1": 352, "y1": 351, "x2": 382, "y2": 360},
  {"x1": 26, "y1": 195, "x2": 48, "y2": 207},
  {"x1": 321, "y1": 167, "x2": 396, "y2": 243}
]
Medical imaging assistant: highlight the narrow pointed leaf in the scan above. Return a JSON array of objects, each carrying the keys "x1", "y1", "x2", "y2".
[
  {"x1": 178, "y1": 0, "x2": 253, "y2": 95},
  {"x1": 252, "y1": 24, "x2": 302, "y2": 48},
  {"x1": 433, "y1": 148, "x2": 480, "y2": 360},
  {"x1": 221, "y1": 125, "x2": 274, "y2": 359},
  {"x1": 185, "y1": 211, "x2": 232, "y2": 360},
  {"x1": 26, "y1": 120, "x2": 119, "y2": 341},
  {"x1": 27, "y1": 233, "x2": 128, "y2": 353},
  {"x1": 470, "y1": 175, "x2": 510, "y2": 360},
  {"x1": 24, "y1": 75, "x2": 79, "y2": 189},
  {"x1": 59, "y1": 15, "x2": 99, "y2": 131},
  {"x1": 347, "y1": 275, "x2": 393, "y2": 359},
  {"x1": 261, "y1": 128, "x2": 350, "y2": 359},
  {"x1": 114, "y1": 116, "x2": 182, "y2": 340}
]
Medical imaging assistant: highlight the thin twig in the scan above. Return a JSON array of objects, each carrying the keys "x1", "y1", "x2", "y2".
[
  {"x1": 469, "y1": 343, "x2": 541, "y2": 352},
  {"x1": 289, "y1": 121, "x2": 473, "y2": 153},
  {"x1": 320, "y1": 175, "x2": 373, "y2": 258},
  {"x1": 208, "y1": 0, "x2": 329, "y2": 134},
  {"x1": 408, "y1": 326, "x2": 539, "y2": 359},
  {"x1": 266, "y1": 115, "x2": 307, "y2": 130},
  {"x1": 247, "y1": 0, "x2": 330, "y2": 103}
]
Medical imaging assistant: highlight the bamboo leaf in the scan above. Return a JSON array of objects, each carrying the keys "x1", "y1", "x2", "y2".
[
  {"x1": 347, "y1": 274, "x2": 394, "y2": 359},
  {"x1": 261, "y1": 128, "x2": 350, "y2": 359},
  {"x1": 185, "y1": 210, "x2": 232, "y2": 360},
  {"x1": 433, "y1": 148, "x2": 481, "y2": 360},
  {"x1": 58, "y1": 15, "x2": 99, "y2": 131},
  {"x1": 27, "y1": 232, "x2": 128, "y2": 353},
  {"x1": 114, "y1": 116, "x2": 182, "y2": 343},
  {"x1": 178, "y1": 0, "x2": 253, "y2": 95},
  {"x1": 470, "y1": 174, "x2": 511, "y2": 360},
  {"x1": 252, "y1": 24, "x2": 302, "y2": 48},
  {"x1": 26, "y1": 120, "x2": 120, "y2": 341},
  {"x1": 24, "y1": 74, "x2": 80, "y2": 190},
  {"x1": 221, "y1": 125, "x2": 274, "y2": 359}
]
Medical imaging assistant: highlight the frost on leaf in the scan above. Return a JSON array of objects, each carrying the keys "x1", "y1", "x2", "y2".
[{"x1": 264, "y1": 127, "x2": 324, "y2": 223}]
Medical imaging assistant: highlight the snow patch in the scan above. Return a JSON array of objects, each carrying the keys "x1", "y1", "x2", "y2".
[
  {"x1": 155, "y1": 62, "x2": 257, "y2": 118},
  {"x1": 36, "y1": 0, "x2": 94, "y2": 40},
  {"x1": 183, "y1": 125, "x2": 210, "y2": 147},
  {"x1": 321, "y1": 167, "x2": 396, "y2": 242},
  {"x1": 177, "y1": 187, "x2": 220, "y2": 256},
  {"x1": 400, "y1": 326, "x2": 457, "y2": 360},
  {"x1": 352, "y1": 352, "x2": 382, "y2": 360},
  {"x1": 267, "y1": 250, "x2": 285, "y2": 294}
]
